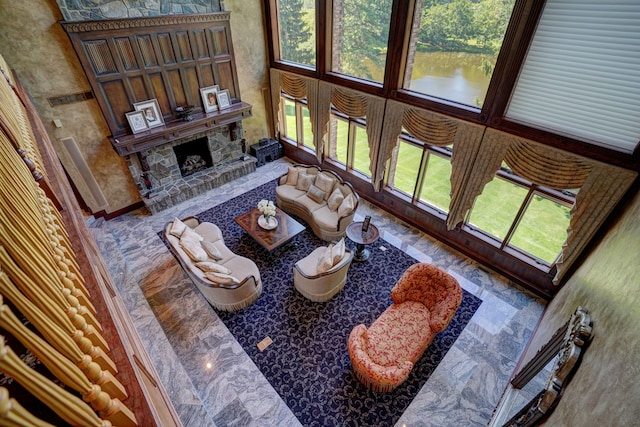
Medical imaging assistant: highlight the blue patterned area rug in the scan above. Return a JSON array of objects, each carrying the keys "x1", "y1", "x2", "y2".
[{"x1": 177, "y1": 180, "x2": 482, "y2": 427}]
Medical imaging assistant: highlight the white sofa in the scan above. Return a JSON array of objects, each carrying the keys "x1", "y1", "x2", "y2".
[
  {"x1": 164, "y1": 217, "x2": 262, "y2": 312},
  {"x1": 276, "y1": 164, "x2": 359, "y2": 241}
]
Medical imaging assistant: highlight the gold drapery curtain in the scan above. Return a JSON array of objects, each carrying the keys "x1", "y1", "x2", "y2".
[
  {"x1": 504, "y1": 139, "x2": 593, "y2": 189},
  {"x1": 377, "y1": 100, "x2": 486, "y2": 223},
  {"x1": 271, "y1": 67, "x2": 637, "y2": 287},
  {"x1": 555, "y1": 160, "x2": 636, "y2": 284},
  {"x1": 269, "y1": 69, "x2": 320, "y2": 160},
  {"x1": 450, "y1": 128, "x2": 637, "y2": 284},
  {"x1": 317, "y1": 81, "x2": 386, "y2": 171}
]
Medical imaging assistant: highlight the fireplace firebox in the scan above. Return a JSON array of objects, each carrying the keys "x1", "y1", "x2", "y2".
[{"x1": 173, "y1": 137, "x2": 213, "y2": 177}]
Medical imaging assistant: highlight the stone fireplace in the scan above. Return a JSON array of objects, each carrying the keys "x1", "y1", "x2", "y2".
[{"x1": 124, "y1": 124, "x2": 256, "y2": 214}]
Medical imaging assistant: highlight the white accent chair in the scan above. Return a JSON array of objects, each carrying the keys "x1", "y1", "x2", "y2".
[{"x1": 293, "y1": 246, "x2": 354, "y2": 302}]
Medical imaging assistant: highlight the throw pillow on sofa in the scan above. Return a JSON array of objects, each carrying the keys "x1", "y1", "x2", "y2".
[
  {"x1": 169, "y1": 218, "x2": 187, "y2": 237},
  {"x1": 180, "y1": 226, "x2": 203, "y2": 244},
  {"x1": 337, "y1": 193, "x2": 355, "y2": 217},
  {"x1": 180, "y1": 239, "x2": 208, "y2": 262},
  {"x1": 204, "y1": 271, "x2": 241, "y2": 285},
  {"x1": 296, "y1": 173, "x2": 316, "y2": 192},
  {"x1": 201, "y1": 240, "x2": 223, "y2": 261},
  {"x1": 327, "y1": 187, "x2": 344, "y2": 212},
  {"x1": 195, "y1": 261, "x2": 231, "y2": 275},
  {"x1": 332, "y1": 238, "x2": 346, "y2": 265},
  {"x1": 307, "y1": 184, "x2": 326, "y2": 203},
  {"x1": 316, "y1": 243, "x2": 335, "y2": 273},
  {"x1": 286, "y1": 165, "x2": 299, "y2": 186},
  {"x1": 314, "y1": 173, "x2": 336, "y2": 199}
]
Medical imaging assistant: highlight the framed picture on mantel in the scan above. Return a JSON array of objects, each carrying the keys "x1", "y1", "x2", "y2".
[
  {"x1": 133, "y1": 99, "x2": 164, "y2": 129},
  {"x1": 125, "y1": 110, "x2": 148, "y2": 134},
  {"x1": 201, "y1": 85, "x2": 220, "y2": 113},
  {"x1": 216, "y1": 89, "x2": 231, "y2": 110}
]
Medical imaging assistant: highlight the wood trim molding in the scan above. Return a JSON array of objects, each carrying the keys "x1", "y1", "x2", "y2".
[
  {"x1": 60, "y1": 12, "x2": 231, "y2": 32},
  {"x1": 62, "y1": 12, "x2": 244, "y2": 140}
]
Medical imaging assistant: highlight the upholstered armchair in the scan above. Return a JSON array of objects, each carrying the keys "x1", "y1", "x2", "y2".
[
  {"x1": 293, "y1": 242, "x2": 354, "y2": 302},
  {"x1": 348, "y1": 263, "x2": 462, "y2": 392}
]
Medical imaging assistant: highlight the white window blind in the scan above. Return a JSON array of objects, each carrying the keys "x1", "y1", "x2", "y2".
[{"x1": 506, "y1": 0, "x2": 640, "y2": 154}]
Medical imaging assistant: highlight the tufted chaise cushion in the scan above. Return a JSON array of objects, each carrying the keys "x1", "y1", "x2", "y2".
[
  {"x1": 365, "y1": 302, "x2": 434, "y2": 366},
  {"x1": 347, "y1": 262, "x2": 462, "y2": 392}
]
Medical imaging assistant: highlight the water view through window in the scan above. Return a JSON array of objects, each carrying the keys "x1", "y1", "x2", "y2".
[
  {"x1": 407, "y1": 52, "x2": 496, "y2": 106},
  {"x1": 404, "y1": 0, "x2": 515, "y2": 107}
]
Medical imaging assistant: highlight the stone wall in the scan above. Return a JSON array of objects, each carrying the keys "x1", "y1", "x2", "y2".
[
  {"x1": 125, "y1": 124, "x2": 256, "y2": 213},
  {"x1": 56, "y1": 0, "x2": 222, "y2": 21}
]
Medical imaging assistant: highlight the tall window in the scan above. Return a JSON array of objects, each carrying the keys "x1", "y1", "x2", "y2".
[
  {"x1": 505, "y1": 0, "x2": 640, "y2": 153},
  {"x1": 387, "y1": 146, "x2": 573, "y2": 268},
  {"x1": 330, "y1": 0, "x2": 393, "y2": 83},
  {"x1": 387, "y1": 136, "x2": 452, "y2": 214},
  {"x1": 327, "y1": 111, "x2": 371, "y2": 177},
  {"x1": 403, "y1": 0, "x2": 515, "y2": 107},
  {"x1": 464, "y1": 168, "x2": 573, "y2": 267},
  {"x1": 277, "y1": 0, "x2": 315, "y2": 66},
  {"x1": 267, "y1": 0, "x2": 636, "y2": 287},
  {"x1": 280, "y1": 94, "x2": 314, "y2": 150}
]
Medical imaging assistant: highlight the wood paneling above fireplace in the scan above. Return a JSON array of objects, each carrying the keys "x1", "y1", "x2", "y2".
[{"x1": 61, "y1": 12, "x2": 243, "y2": 140}]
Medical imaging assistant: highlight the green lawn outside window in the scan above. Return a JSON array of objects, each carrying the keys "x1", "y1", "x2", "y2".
[
  {"x1": 468, "y1": 178, "x2": 528, "y2": 240},
  {"x1": 284, "y1": 100, "x2": 297, "y2": 142},
  {"x1": 419, "y1": 153, "x2": 452, "y2": 212},
  {"x1": 291, "y1": 107, "x2": 571, "y2": 267},
  {"x1": 509, "y1": 195, "x2": 571, "y2": 263}
]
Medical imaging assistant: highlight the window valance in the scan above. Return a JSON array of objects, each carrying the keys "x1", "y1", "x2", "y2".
[
  {"x1": 450, "y1": 128, "x2": 637, "y2": 284},
  {"x1": 317, "y1": 81, "x2": 386, "y2": 169},
  {"x1": 270, "y1": 69, "x2": 319, "y2": 158}
]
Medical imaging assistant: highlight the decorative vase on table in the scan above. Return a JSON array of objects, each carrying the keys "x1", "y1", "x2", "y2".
[
  {"x1": 257, "y1": 199, "x2": 278, "y2": 230},
  {"x1": 258, "y1": 215, "x2": 278, "y2": 230}
]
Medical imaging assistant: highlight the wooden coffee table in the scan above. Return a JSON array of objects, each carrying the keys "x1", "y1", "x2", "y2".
[{"x1": 235, "y1": 207, "x2": 306, "y2": 252}]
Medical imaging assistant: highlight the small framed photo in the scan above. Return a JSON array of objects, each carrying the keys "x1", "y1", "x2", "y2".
[
  {"x1": 126, "y1": 110, "x2": 149, "y2": 134},
  {"x1": 216, "y1": 89, "x2": 232, "y2": 110},
  {"x1": 200, "y1": 85, "x2": 220, "y2": 113},
  {"x1": 133, "y1": 99, "x2": 164, "y2": 129}
]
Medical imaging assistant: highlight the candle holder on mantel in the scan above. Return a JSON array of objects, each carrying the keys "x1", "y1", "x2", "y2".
[
  {"x1": 175, "y1": 105, "x2": 194, "y2": 121},
  {"x1": 239, "y1": 138, "x2": 250, "y2": 161}
]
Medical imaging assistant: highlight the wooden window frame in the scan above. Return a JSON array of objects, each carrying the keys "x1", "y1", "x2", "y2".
[{"x1": 265, "y1": 0, "x2": 638, "y2": 168}]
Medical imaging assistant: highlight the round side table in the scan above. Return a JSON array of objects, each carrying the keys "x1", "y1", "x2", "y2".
[{"x1": 346, "y1": 221, "x2": 380, "y2": 262}]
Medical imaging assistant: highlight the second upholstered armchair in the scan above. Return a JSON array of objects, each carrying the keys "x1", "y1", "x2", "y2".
[
  {"x1": 293, "y1": 239, "x2": 354, "y2": 302},
  {"x1": 347, "y1": 263, "x2": 462, "y2": 392}
]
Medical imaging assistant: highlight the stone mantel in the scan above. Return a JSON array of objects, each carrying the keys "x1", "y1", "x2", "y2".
[{"x1": 111, "y1": 101, "x2": 252, "y2": 156}]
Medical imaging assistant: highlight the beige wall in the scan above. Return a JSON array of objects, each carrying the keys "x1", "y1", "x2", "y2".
[
  {"x1": 0, "y1": 0, "x2": 271, "y2": 214},
  {"x1": 0, "y1": 0, "x2": 139, "y2": 213},
  {"x1": 520, "y1": 187, "x2": 640, "y2": 424},
  {"x1": 226, "y1": 0, "x2": 272, "y2": 143}
]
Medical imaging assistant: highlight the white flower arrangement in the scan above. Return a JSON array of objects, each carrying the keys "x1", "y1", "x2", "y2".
[{"x1": 257, "y1": 199, "x2": 276, "y2": 219}]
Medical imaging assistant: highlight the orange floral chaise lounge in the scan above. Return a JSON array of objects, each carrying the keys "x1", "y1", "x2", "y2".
[{"x1": 347, "y1": 263, "x2": 462, "y2": 392}]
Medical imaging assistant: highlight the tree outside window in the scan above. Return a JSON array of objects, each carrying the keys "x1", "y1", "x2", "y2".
[
  {"x1": 278, "y1": 0, "x2": 315, "y2": 66},
  {"x1": 331, "y1": 0, "x2": 393, "y2": 82}
]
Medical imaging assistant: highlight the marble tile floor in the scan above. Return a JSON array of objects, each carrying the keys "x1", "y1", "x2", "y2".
[{"x1": 88, "y1": 157, "x2": 546, "y2": 427}]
